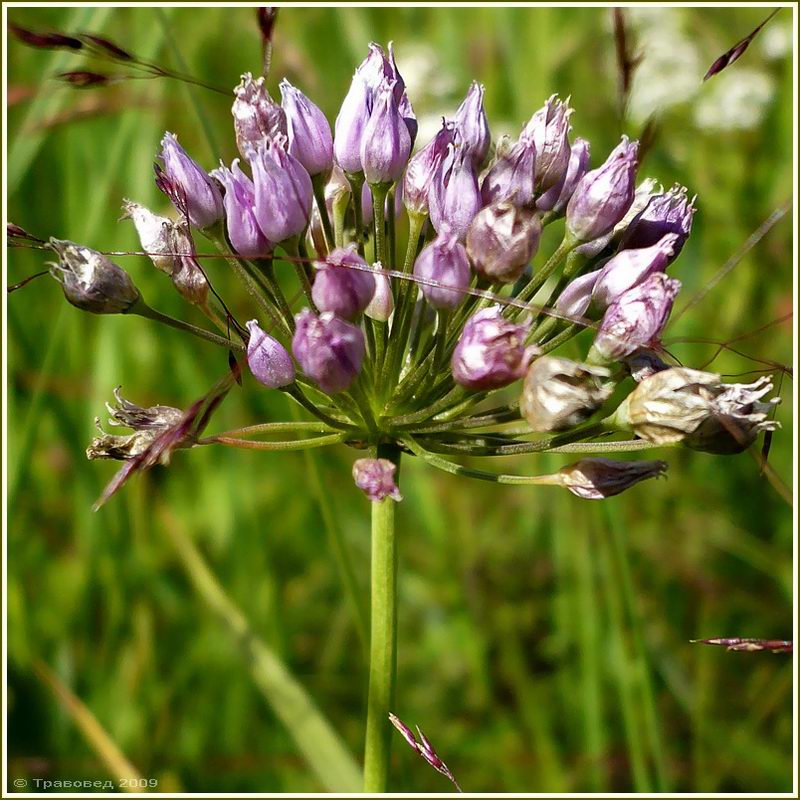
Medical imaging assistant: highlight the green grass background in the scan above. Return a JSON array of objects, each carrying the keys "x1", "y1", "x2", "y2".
[{"x1": 6, "y1": 5, "x2": 794, "y2": 793}]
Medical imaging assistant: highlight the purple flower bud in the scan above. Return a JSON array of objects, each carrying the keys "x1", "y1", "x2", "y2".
[
  {"x1": 387, "y1": 42, "x2": 417, "y2": 144},
  {"x1": 428, "y1": 144, "x2": 481, "y2": 241},
  {"x1": 291, "y1": 309, "x2": 365, "y2": 393},
  {"x1": 312, "y1": 245, "x2": 376, "y2": 320},
  {"x1": 365, "y1": 264, "x2": 394, "y2": 321},
  {"x1": 211, "y1": 160, "x2": 273, "y2": 258},
  {"x1": 537, "y1": 137, "x2": 590, "y2": 213},
  {"x1": 591, "y1": 233, "x2": 679, "y2": 311},
  {"x1": 466, "y1": 202, "x2": 541, "y2": 284},
  {"x1": 555, "y1": 458, "x2": 668, "y2": 500},
  {"x1": 352, "y1": 458, "x2": 402, "y2": 502},
  {"x1": 232, "y1": 73, "x2": 287, "y2": 158},
  {"x1": 414, "y1": 227, "x2": 471, "y2": 310},
  {"x1": 566, "y1": 136, "x2": 639, "y2": 243},
  {"x1": 452, "y1": 81, "x2": 490, "y2": 166},
  {"x1": 158, "y1": 132, "x2": 223, "y2": 230},
  {"x1": 246, "y1": 319, "x2": 295, "y2": 388},
  {"x1": 279, "y1": 79, "x2": 334, "y2": 178},
  {"x1": 361, "y1": 78, "x2": 412, "y2": 184},
  {"x1": 523, "y1": 95, "x2": 573, "y2": 192},
  {"x1": 451, "y1": 306, "x2": 534, "y2": 390},
  {"x1": 480, "y1": 135, "x2": 537, "y2": 207},
  {"x1": 618, "y1": 184, "x2": 696, "y2": 257},
  {"x1": 334, "y1": 67, "x2": 371, "y2": 173},
  {"x1": 590, "y1": 272, "x2": 681, "y2": 363},
  {"x1": 47, "y1": 239, "x2": 140, "y2": 314},
  {"x1": 250, "y1": 136, "x2": 313, "y2": 243},
  {"x1": 555, "y1": 269, "x2": 601, "y2": 321},
  {"x1": 404, "y1": 120, "x2": 456, "y2": 216}
]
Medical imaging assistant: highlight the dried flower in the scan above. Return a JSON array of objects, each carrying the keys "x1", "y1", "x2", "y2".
[
  {"x1": 466, "y1": 203, "x2": 541, "y2": 284},
  {"x1": 280, "y1": 78, "x2": 334, "y2": 178},
  {"x1": 414, "y1": 227, "x2": 471, "y2": 310},
  {"x1": 312, "y1": 246, "x2": 376, "y2": 320},
  {"x1": 157, "y1": 132, "x2": 224, "y2": 230},
  {"x1": 87, "y1": 387, "x2": 184, "y2": 460},
  {"x1": 589, "y1": 272, "x2": 680, "y2": 363},
  {"x1": 555, "y1": 457, "x2": 668, "y2": 499},
  {"x1": 250, "y1": 135, "x2": 313, "y2": 244},
  {"x1": 521, "y1": 356, "x2": 613, "y2": 431},
  {"x1": 292, "y1": 309, "x2": 365, "y2": 393},
  {"x1": 232, "y1": 72, "x2": 287, "y2": 158},
  {"x1": 566, "y1": 136, "x2": 639, "y2": 243},
  {"x1": 352, "y1": 458, "x2": 403, "y2": 502},
  {"x1": 47, "y1": 238, "x2": 140, "y2": 314},
  {"x1": 613, "y1": 367, "x2": 780, "y2": 452},
  {"x1": 121, "y1": 200, "x2": 174, "y2": 272},
  {"x1": 451, "y1": 306, "x2": 534, "y2": 390}
]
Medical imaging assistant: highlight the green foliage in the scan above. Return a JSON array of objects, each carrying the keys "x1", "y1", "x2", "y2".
[{"x1": 7, "y1": 6, "x2": 792, "y2": 792}]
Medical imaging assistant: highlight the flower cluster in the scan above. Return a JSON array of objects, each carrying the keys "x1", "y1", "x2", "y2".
[{"x1": 38, "y1": 40, "x2": 779, "y2": 506}]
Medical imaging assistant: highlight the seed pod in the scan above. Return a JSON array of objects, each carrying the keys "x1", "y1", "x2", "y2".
[{"x1": 521, "y1": 356, "x2": 613, "y2": 432}]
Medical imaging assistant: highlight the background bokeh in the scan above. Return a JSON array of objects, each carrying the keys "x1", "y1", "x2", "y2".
[{"x1": 6, "y1": 5, "x2": 794, "y2": 793}]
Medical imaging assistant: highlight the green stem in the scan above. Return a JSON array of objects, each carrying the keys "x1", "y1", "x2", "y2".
[
  {"x1": 363, "y1": 442, "x2": 401, "y2": 793},
  {"x1": 312, "y1": 173, "x2": 336, "y2": 253},
  {"x1": 347, "y1": 172, "x2": 366, "y2": 258},
  {"x1": 254, "y1": 257, "x2": 296, "y2": 332},
  {"x1": 206, "y1": 433, "x2": 346, "y2": 450},
  {"x1": 293, "y1": 237, "x2": 317, "y2": 310},
  {"x1": 131, "y1": 301, "x2": 244, "y2": 351},
  {"x1": 512, "y1": 236, "x2": 576, "y2": 318},
  {"x1": 370, "y1": 183, "x2": 390, "y2": 269}
]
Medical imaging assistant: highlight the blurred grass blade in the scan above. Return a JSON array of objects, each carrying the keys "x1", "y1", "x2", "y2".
[
  {"x1": 159, "y1": 507, "x2": 362, "y2": 792},
  {"x1": 32, "y1": 659, "x2": 145, "y2": 791},
  {"x1": 8, "y1": 7, "x2": 112, "y2": 187}
]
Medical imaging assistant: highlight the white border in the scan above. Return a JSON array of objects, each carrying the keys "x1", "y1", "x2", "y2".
[{"x1": 2, "y1": 3, "x2": 797, "y2": 798}]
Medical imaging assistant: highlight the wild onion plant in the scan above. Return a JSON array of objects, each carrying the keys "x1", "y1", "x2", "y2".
[{"x1": 9, "y1": 24, "x2": 783, "y2": 794}]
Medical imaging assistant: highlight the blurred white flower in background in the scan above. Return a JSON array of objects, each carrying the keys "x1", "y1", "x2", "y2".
[
  {"x1": 694, "y1": 67, "x2": 776, "y2": 131},
  {"x1": 759, "y1": 19, "x2": 792, "y2": 60},
  {"x1": 625, "y1": 8, "x2": 702, "y2": 124}
]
